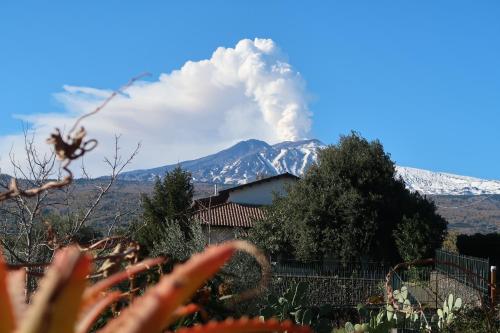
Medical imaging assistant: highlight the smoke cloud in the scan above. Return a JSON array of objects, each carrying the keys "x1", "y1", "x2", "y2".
[{"x1": 0, "y1": 38, "x2": 312, "y2": 176}]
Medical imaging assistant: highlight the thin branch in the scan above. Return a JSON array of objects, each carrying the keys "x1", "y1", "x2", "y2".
[
  {"x1": 72, "y1": 138, "x2": 140, "y2": 234},
  {"x1": 0, "y1": 74, "x2": 145, "y2": 203},
  {"x1": 68, "y1": 72, "x2": 150, "y2": 135},
  {"x1": 0, "y1": 237, "x2": 28, "y2": 264}
]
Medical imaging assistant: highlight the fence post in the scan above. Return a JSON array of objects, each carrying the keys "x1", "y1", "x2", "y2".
[{"x1": 491, "y1": 266, "x2": 497, "y2": 306}]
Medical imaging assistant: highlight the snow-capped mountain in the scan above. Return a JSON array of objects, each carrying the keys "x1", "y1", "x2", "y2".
[
  {"x1": 120, "y1": 139, "x2": 323, "y2": 184},
  {"x1": 395, "y1": 166, "x2": 500, "y2": 195},
  {"x1": 121, "y1": 139, "x2": 500, "y2": 196}
]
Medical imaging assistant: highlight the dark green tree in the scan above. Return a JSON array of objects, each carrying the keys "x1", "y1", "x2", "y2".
[
  {"x1": 456, "y1": 233, "x2": 500, "y2": 267},
  {"x1": 250, "y1": 132, "x2": 447, "y2": 263},
  {"x1": 132, "y1": 166, "x2": 194, "y2": 256}
]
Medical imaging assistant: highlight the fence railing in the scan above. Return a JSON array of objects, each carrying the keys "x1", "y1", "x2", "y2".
[
  {"x1": 435, "y1": 249, "x2": 489, "y2": 295},
  {"x1": 391, "y1": 270, "x2": 434, "y2": 331},
  {"x1": 271, "y1": 260, "x2": 390, "y2": 279},
  {"x1": 270, "y1": 274, "x2": 387, "y2": 308},
  {"x1": 269, "y1": 252, "x2": 491, "y2": 309},
  {"x1": 270, "y1": 260, "x2": 389, "y2": 307}
]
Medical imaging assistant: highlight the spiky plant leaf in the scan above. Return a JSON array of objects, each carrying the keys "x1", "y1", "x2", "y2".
[
  {"x1": 17, "y1": 247, "x2": 91, "y2": 333},
  {"x1": 0, "y1": 252, "x2": 16, "y2": 333}
]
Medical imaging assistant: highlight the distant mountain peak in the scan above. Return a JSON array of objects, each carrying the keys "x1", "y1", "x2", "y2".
[
  {"x1": 121, "y1": 138, "x2": 324, "y2": 184},
  {"x1": 120, "y1": 139, "x2": 500, "y2": 195},
  {"x1": 271, "y1": 138, "x2": 324, "y2": 149},
  {"x1": 218, "y1": 139, "x2": 270, "y2": 156}
]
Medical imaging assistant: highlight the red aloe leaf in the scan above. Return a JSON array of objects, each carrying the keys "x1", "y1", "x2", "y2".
[
  {"x1": 76, "y1": 291, "x2": 122, "y2": 333},
  {"x1": 17, "y1": 246, "x2": 92, "y2": 333},
  {"x1": 97, "y1": 241, "x2": 238, "y2": 333},
  {"x1": 175, "y1": 318, "x2": 312, "y2": 333},
  {"x1": 170, "y1": 303, "x2": 202, "y2": 320},
  {"x1": 6, "y1": 269, "x2": 28, "y2": 324},
  {"x1": 0, "y1": 252, "x2": 16, "y2": 333}
]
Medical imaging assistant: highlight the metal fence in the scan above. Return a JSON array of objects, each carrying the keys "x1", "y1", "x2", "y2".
[
  {"x1": 435, "y1": 249, "x2": 490, "y2": 296},
  {"x1": 270, "y1": 260, "x2": 390, "y2": 307},
  {"x1": 388, "y1": 251, "x2": 492, "y2": 332},
  {"x1": 272, "y1": 260, "x2": 390, "y2": 279},
  {"x1": 393, "y1": 271, "x2": 434, "y2": 331},
  {"x1": 269, "y1": 251, "x2": 491, "y2": 310},
  {"x1": 390, "y1": 267, "x2": 435, "y2": 304}
]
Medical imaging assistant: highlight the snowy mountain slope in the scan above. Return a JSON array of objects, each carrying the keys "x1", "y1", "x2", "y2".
[
  {"x1": 120, "y1": 139, "x2": 500, "y2": 195},
  {"x1": 395, "y1": 166, "x2": 500, "y2": 195},
  {"x1": 120, "y1": 139, "x2": 323, "y2": 184}
]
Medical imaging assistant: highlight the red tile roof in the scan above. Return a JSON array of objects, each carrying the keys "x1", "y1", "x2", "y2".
[{"x1": 193, "y1": 202, "x2": 265, "y2": 228}]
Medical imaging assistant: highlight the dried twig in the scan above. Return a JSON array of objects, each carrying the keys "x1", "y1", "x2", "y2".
[
  {"x1": 0, "y1": 124, "x2": 88, "y2": 202},
  {"x1": 0, "y1": 75, "x2": 145, "y2": 298},
  {"x1": 0, "y1": 73, "x2": 148, "y2": 202},
  {"x1": 67, "y1": 72, "x2": 150, "y2": 136},
  {"x1": 71, "y1": 136, "x2": 141, "y2": 235}
]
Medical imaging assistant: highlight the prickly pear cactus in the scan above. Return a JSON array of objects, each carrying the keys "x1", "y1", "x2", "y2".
[
  {"x1": 343, "y1": 286, "x2": 426, "y2": 333},
  {"x1": 435, "y1": 293, "x2": 462, "y2": 329}
]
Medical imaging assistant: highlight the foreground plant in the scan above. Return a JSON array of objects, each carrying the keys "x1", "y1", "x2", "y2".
[
  {"x1": 434, "y1": 294, "x2": 462, "y2": 330},
  {"x1": 260, "y1": 282, "x2": 333, "y2": 333},
  {"x1": 0, "y1": 240, "x2": 310, "y2": 333},
  {"x1": 343, "y1": 286, "x2": 429, "y2": 333}
]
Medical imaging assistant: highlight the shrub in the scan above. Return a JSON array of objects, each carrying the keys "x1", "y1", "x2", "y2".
[{"x1": 250, "y1": 132, "x2": 447, "y2": 263}]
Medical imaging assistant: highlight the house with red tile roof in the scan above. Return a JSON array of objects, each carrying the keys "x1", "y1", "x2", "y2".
[{"x1": 193, "y1": 173, "x2": 299, "y2": 244}]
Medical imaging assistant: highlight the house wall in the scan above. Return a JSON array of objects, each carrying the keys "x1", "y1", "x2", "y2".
[
  {"x1": 227, "y1": 177, "x2": 297, "y2": 205},
  {"x1": 202, "y1": 225, "x2": 247, "y2": 244}
]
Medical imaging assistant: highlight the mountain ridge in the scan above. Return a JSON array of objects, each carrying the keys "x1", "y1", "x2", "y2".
[{"x1": 120, "y1": 139, "x2": 500, "y2": 196}]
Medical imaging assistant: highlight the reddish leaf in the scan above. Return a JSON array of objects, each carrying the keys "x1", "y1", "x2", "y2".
[{"x1": 175, "y1": 318, "x2": 312, "y2": 333}]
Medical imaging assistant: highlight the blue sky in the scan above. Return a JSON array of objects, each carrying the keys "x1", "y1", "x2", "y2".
[{"x1": 0, "y1": 1, "x2": 499, "y2": 178}]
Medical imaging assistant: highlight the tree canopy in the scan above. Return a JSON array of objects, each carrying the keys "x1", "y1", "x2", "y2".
[
  {"x1": 132, "y1": 166, "x2": 196, "y2": 257},
  {"x1": 457, "y1": 233, "x2": 500, "y2": 267},
  {"x1": 249, "y1": 132, "x2": 447, "y2": 263}
]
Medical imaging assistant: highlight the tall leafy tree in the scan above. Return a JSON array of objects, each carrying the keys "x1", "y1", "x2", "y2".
[
  {"x1": 133, "y1": 166, "x2": 194, "y2": 256},
  {"x1": 250, "y1": 132, "x2": 447, "y2": 263}
]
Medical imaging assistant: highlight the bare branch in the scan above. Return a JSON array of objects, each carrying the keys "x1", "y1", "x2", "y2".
[
  {"x1": 0, "y1": 73, "x2": 146, "y2": 203},
  {"x1": 68, "y1": 72, "x2": 150, "y2": 135},
  {"x1": 71, "y1": 137, "x2": 140, "y2": 235}
]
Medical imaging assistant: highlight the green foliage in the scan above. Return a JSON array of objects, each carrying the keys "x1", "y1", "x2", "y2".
[
  {"x1": 250, "y1": 132, "x2": 447, "y2": 263},
  {"x1": 342, "y1": 305, "x2": 396, "y2": 333},
  {"x1": 47, "y1": 213, "x2": 103, "y2": 244},
  {"x1": 260, "y1": 282, "x2": 333, "y2": 333},
  {"x1": 343, "y1": 286, "x2": 427, "y2": 333},
  {"x1": 439, "y1": 305, "x2": 500, "y2": 333},
  {"x1": 433, "y1": 294, "x2": 463, "y2": 330},
  {"x1": 132, "y1": 166, "x2": 195, "y2": 257},
  {"x1": 456, "y1": 232, "x2": 500, "y2": 267},
  {"x1": 342, "y1": 291, "x2": 467, "y2": 332},
  {"x1": 394, "y1": 210, "x2": 444, "y2": 262},
  {"x1": 216, "y1": 251, "x2": 265, "y2": 316},
  {"x1": 247, "y1": 196, "x2": 294, "y2": 257},
  {"x1": 1, "y1": 212, "x2": 102, "y2": 265},
  {"x1": 442, "y1": 230, "x2": 459, "y2": 253},
  {"x1": 149, "y1": 219, "x2": 205, "y2": 261}
]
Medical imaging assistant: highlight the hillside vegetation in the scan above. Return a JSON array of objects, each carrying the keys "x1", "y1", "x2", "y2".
[
  {"x1": 2, "y1": 178, "x2": 497, "y2": 234},
  {"x1": 432, "y1": 195, "x2": 500, "y2": 233}
]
